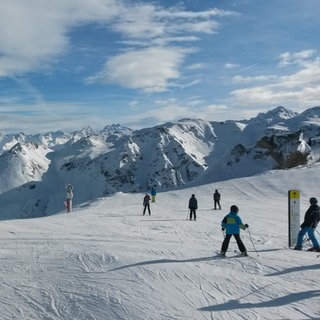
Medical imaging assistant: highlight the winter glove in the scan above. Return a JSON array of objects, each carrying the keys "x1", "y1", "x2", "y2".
[{"x1": 244, "y1": 223, "x2": 249, "y2": 229}]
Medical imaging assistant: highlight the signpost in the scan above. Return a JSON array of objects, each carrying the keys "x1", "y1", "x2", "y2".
[{"x1": 288, "y1": 190, "x2": 300, "y2": 247}]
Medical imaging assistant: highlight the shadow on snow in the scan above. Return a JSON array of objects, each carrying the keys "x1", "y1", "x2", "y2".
[{"x1": 198, "y1": 290, "x2": 320, "y2": 312}]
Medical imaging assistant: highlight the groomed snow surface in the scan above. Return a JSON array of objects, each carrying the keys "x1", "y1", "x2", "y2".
[{"x1": 1, "y1": 165, "x2": 319, "y2": 320}]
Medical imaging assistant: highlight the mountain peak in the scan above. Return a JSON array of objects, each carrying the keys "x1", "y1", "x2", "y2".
[
  {"x1": 253, "y1": 106, "x2": 298, "y2": 122},
  {"x1": 101, "y1": 124, "x2": 132, "y2": 135}
]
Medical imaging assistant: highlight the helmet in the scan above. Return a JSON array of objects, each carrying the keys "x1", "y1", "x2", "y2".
[
  {"x1": 309, "y1": 197, "x2": 318, "y2": 204},
  {"x1": 230, "y1": 205, "x2": 239, "y2": 213}
]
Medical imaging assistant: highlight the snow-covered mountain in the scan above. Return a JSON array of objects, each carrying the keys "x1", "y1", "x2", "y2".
[
  {"x1": 0, "y1": 141, "x2": 50, "y2": 193},
  {"x1": 1, "y1": 106, "x2": 320, "y2": 219}
]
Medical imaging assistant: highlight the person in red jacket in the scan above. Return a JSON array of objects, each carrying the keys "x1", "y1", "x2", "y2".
[{"x1": 65, "y1": 184, "x2": 73, "y2": 213}]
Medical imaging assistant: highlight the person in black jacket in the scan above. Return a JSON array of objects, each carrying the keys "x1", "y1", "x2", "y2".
[
  {"x1": 143, "y1": 194, "x2": 151, "y2": 215},
  {"x1": 294, "y1": 197, "x2": 320, "y2": 251},
  {"x1": 213, "y1": 189, "x2": 221, "y2": 210},
  {"x1": 188, "y1": 194, "x2": 198, "y2": 221}
]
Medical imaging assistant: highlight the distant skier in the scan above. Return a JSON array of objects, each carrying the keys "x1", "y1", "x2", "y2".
[
  {"x1": 220, "y1": 205, "x2": 249, "y2": 256},
  {"x1": 65, "y1": 184, "x2": 73, "y2": 213},
  {"x1": 143, "y1": 193, "x2": 151, "y2": 215},
  {"x1": 188, "y1": 194, "x2": 198, "y2": 221},
  {"x1": 151, "y1": 187, "x2": 157, "y2": 203},
  {"x1": 213, "y1": 189, "x2": 221, "y2": 210},
  {"x1": 294, "y1": 197, "x2": 320, "y2": 251}
]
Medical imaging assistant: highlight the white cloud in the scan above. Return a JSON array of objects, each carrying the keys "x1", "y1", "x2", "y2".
[
  {"x1": 205, "y1": 104, "x2": 228, "y2": 112},
  {"x1": 89, "y1": 47, "x2": 188, "y2": 93},
  {"x1": 232, "y1": 74, "x2": 277, "y2": 84},
  {"x1": 169, "y1": 20, "x2": 220, "y2": 34},
  {"x1": 113, "y1": 4, "x2": 165, "y2": 40},
  {"x1": 0, "y1": 0, "x2": 120, "y2": 77},
  {"x1": 230, "y1": 58, "x2": 320, "y2": 108},
  {"x1": 278, "y1": 60, "x2": 320, "y2": 88},
  {"x1": 0, "y1": 0, "x2": 234, "y2": 93},
  {"x1": 278, "y1": 49, "x2": 317, "y2": 67},
  {"x1": 159, "y1": 8, "x2": 235, "y2": 19},
  {"x1": 100, "y1": 4, "x2": 234, "y2": 91},
  {"x1": 224, "y1": 63, "x2": 239, "y2": 69},
  {"x1": 113, "y1": 5, "x2": 233, "y2": 39},
  {"x1": 186, "y1": 63, "x2": 205, "y2": 70}
]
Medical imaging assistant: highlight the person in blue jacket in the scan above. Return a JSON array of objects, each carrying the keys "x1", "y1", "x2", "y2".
[
  {"x1": 220, "y1": 205, "x2": 249, "y2": 256},
  {"x1": 151, "y1": 187, "x2": 157, "y2": 202}
]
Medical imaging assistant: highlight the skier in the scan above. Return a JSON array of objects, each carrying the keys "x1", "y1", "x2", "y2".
[
  {"x1": 143, "y1": 193, "x2": 151, "y2": 215},
  {"x1": 213, "y1": 189, "x2": 221, "y2": 210},
  {"x1": 294, "y1": 197, "x2": 320, "y2": 251},
  {"x1": 220, "y1": 205, "x2": 249, "y2": 256},
  {"x1": 151, "y1": 187, "x2": 157, "y2": 203},
  {"x1": 188, "y1": 194, "x2": 198, "y2": 221},
  {"x1": 65, "y1": 184, "x2": 73, "y2": 213}
]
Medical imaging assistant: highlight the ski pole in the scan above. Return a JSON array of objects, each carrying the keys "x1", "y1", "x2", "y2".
[
  {"x1": 247, "y1": 228, "x2": 259, "y2": 256},
  {"x1": 304, "y1": 236, "x2": 312, "y2": 248}
]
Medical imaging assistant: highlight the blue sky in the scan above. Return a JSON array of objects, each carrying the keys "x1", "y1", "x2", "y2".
[{"x1": 0, "y1": 0, "x2": 319, "y2": 134}]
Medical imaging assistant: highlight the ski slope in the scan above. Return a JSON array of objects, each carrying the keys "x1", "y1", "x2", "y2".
[{"x1": 0, "y1": 165, "x2": 319, "y2": 319}]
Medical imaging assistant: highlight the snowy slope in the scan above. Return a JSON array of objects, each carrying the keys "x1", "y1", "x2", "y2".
[{"x1": 0, "y1": 165, "x2": 319, "y2": 319}]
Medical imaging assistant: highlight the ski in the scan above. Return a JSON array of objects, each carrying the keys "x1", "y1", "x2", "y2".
[
  {"x1": 215, "y1": 251, "x2": 227, "y2": 258},
  {"x1": 290, "y1": 247, "x2": 320, "y2": 252},
  {"x1": 233, "y1": 249, "x2": 249, "y2": 256},
  {"x1": 215, "y1": 250, "x2": 249, "y2": 258}
]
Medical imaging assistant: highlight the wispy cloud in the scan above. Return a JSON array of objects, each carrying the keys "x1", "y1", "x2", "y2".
[
  {"x1": 224, "y1": 63, "x2": 240, "y2": 70},
  {"x1": 230, "y1": 54, "x2": 320, "y2": 108},
  {"x1": 91, "y1": 4, "x2": 234, "y2": 92},
  {"x1": 232, "y1": 74, "x2": 277, "y2": 84},
  {"x1": 278, "y1": 49, "x2": 317, "y2": 67},
  {"x1": 187, "y1": 63, "x2": 205, "y2": 70}
]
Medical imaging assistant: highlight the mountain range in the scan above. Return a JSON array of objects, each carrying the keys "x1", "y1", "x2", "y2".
[{"x1": 1, "y1": 106, "x2": 320, "y2": 219}]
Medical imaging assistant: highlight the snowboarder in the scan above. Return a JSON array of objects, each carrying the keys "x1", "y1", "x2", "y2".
[
  {"x1": 65, "y1": 184, "x2": 73, "y2": 213},
  {"x1": 188, "y1": 194, "x2": 198, "y2": 221},
  {"x1": 294, "y1": 197, "x2": 320, "y2": 251},
  {"x1": 151, "y1": 187, "x2": 157, "y2": 203},
  {"x1": 220, "y1": 205, "x2": 249, "y2": 256},
  {"x1": 143, "y1": 193, "x2": 151, "y2": 215},
  {"x1": 213, "y1": 189, "x2": 221, "y2": 210}
]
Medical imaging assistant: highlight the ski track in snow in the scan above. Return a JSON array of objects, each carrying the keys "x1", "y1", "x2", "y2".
[{"x1": 0, "y1": 172, "x2": 320, "y2": 319}]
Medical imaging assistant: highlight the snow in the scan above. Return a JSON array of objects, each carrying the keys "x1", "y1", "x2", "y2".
[{"x1": 0, "y1": 165, "x2": 319, "y2": 319}]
